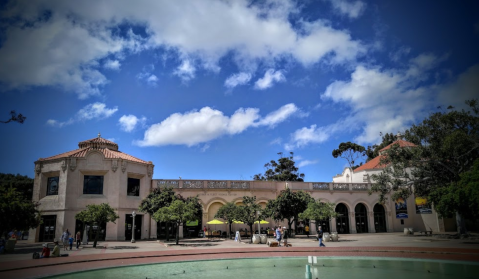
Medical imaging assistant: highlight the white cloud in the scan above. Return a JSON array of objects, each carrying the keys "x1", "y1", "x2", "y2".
[
  {"x1": 77, "y1": 102, "x2": 118, "y2": 120},
  {"x1": 200, "y1": 144, "x2": 210, "y2": 152},
  {"x1": 254, "y1": 69, "x2": 286, "y2": 90},
  {"x1": 284, "y1": 122, "x2": 345, "y2": 150},
  {"x1": 326, "y1": 0, "x2": 366, "y2": 19},
  {"x1": 173, "y1": 60, "x2": 196, "y2": 82},
  {"x1": 0, "y1": 0, "x2": 366, "y2": 96},
  {"x1": 119, "y1": 114, "x2": 147, "y2": 132},
  {"x1": 103, "y1": 59, "x2": 121, "y2": 70},
  {"x1": 135, "y1": 103, "x2": 302, "y2": 147},
  {"x1": 47, "y1": 102, "x2": 118, "y2": 127},
  {"x1": 297, "y1": 159, "x2": 318, "y2": 168},
  {"x1": 137, "y1": 67, "x2": 159, "y2": 87},
  {"x1": 224, "y1": 72, "x2": 252, "y2": 89},
  {"x1": 270, "y1": 137, "x2": 282, "y2": 145},
  {"x1": 257, "y1": 103, "x2": 304, "y2": 127}
]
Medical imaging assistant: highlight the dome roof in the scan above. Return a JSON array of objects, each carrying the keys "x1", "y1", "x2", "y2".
[{"x1": 78, "y1": 133, "x2": 118, "y2": 151}]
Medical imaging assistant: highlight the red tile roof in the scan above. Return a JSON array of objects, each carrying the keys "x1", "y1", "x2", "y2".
[
  {"x1": 354, "y1": 155, "x2": 386, "y2": 172},
  {"x1": 37, "y1": 135, "x2": 150, "y2": 164},
  {"x1": 354, "y1": 140, "x2": 416, "y2": 172},
  {"x1": 379, "y1": 139, "x2": 416, "y2": 152}
]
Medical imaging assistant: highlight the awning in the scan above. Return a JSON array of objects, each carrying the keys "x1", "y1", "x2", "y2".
[{"x1": 186, "y1": 220, "x2": 198, "y2": 226}]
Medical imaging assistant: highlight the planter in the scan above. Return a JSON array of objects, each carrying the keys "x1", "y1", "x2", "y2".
[
  {"x1": 259, "y1": 234, "x2": 267, "y2": 244},
  {"x1": 322, "y1": 233, "x2": 330, "y2": 242},
  {"x1": 252, "y1": 234, "x2": 261, "y2": 244}
]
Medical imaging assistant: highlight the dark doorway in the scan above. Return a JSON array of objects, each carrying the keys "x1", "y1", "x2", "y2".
[
  {"x1": 157, "y1": 221, "x2": 177, "y2": 240},
  {"x1": 335, "y1": 203, "x2": 350, "y2": 234},
  {"x1": 374, "y1": 204, "x2": 387, "y2": 232},
  {"x1": 355, "y1": 203, "x2": 369, "y2": 233},
  {"x1": 125, "y1": 214, "x2": 142, "y2": 241},
  {"x1": 317, "y1": 218, "x2": 330, "y2": 234},
  {"x1": 39, "y1": 215, "x2": 56, "y2": 242}
]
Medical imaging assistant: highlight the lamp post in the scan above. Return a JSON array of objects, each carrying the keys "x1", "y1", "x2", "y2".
[
  {"x1": 257, "y1": 210, "x2": 261, "y2": 235},
  {"x1": 131, "y1": 211, "x2": 136, "y2": 243}
]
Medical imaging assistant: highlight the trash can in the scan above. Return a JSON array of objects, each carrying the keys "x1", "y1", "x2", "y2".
[
  {"x1": 331, "y1": 232, "x2": 339, "y2": 242},
  {"x1": 323, "y1": 232, "x2": 330, "y2": 242},
  {"x1": 259, "y1": 234, "x2": 267, "y2": 244},
  {"x1": 252, "y1": 234, "x2": 261, "y2": 244}
]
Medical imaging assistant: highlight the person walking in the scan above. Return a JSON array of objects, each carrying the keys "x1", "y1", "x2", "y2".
[
  {"x1": 275, "y1": 226, "x2": 282, "y2": 246},
  {"x1": 305, "y1": 225, "x2": 310, "y2": 238},
  {"x1": 68, "y1": 234, "x2": 74, "y2": 250},
  {"x1": 318, "y1": 226, "x2": 326, "y2": 247},
  {"x1": 75, "y1": 231, "x2": 81, "y2": 250},
  {"x1": 203, "y1": 226, "x2": 207, "y2": 238},
  {"x1": 61, "y1": 229, "x2": 69, "y2": 251}
]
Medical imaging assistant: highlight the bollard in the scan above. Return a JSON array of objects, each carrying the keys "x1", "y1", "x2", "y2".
[{"x1": 305, "y1": 264, "x2": 312, "y2": 279}]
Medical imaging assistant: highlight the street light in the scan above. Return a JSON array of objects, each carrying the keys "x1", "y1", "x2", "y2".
[
  {"x1": 131, "y1": 211, "x2": 136, "y2": 243},
  {"x1": 257, "y1": 210, "x2": 261, "y2": 235}
]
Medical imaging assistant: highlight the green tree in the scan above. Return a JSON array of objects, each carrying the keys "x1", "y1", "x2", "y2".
[
  {"x1": 332, "y1": 141, "x2": 366, "y2": 170},
  {"x1": 153, "y1": 199, "x2": 200, "y2": 245},
  {"x1": 253, "y1": 152, "x2": 305, "y2": 181},
  {"x1": 1, "y1": 110, "x2": 26, "y2": 124},
  {"x1": 236, "y1": 196, "x2": 262, "y2": 243},
  {"x1": 299, "y1": 199, "x2": 338, "y2": 226},
  {"x1": 0, "y1": 173, "x2": 34, "y2": 200},
  {"x1": 215, "y1": 202, "x2": 239, "y2": 239},
  {"x1": 138, "y1": 186, "x2": 179, "y2": 241},
  {"x1": 0, "y1": 185, "x2": 41, "y2": 239},
  {"x1": 75, "y1": 203, "x2": 119, "y2": 247},
  {"x1": 264, "y1": 188, "x2": 314, "y2": 234},
  {"x1": 370, "y1": 100, "x2": 479, "y2": 234}
]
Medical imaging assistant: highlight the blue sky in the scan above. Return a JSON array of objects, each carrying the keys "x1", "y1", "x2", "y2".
[{"x1": 1, "y1": 0, "x2": 478, "y2": 182}]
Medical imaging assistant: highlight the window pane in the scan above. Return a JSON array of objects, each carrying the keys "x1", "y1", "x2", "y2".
[
  {"x1": 47, "y1": 177, "x2": 59, "y2": 195},
  {"x1": 83, "y1": 175, "x2": 104, "y2": 194},
  {"x1": 127, "y1": 178, "x2": 140, "y2": 196}
]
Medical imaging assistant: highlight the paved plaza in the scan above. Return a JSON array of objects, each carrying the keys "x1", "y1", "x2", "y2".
[{"x1": 1, "y1": 232, "x2": 478, "y2": 278}]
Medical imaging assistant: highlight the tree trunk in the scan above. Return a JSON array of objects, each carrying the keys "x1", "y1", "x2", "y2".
[
  {"x1": 288, "y1": 218, "x2": 293, "y2": 238},
  {"x1": 175, "y1": 222, "x2": 180, "y2": 245},
  {"x1": 456, "y1": 211, "x2": 467, "y2": 235},
  {"x1": 228, "y1": 223, "x2": 232, "y2": 239},
  {"x1": 166, "y1": 222, "x2": 170, "y2": 241}
]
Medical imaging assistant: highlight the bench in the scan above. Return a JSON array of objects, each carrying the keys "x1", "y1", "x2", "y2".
[{"x1": 419, "y1": 230, "x2": 433, "y2": 236}]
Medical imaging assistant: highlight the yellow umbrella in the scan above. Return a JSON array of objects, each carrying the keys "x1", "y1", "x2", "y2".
[
  {"x1": 207, "y1": 219, "x2": 225, "y2": 225},
  {"x1": 207, "y1": 219, "x2": 225, "y2": 231},
  {"x1": 254, "y1": 220, "x2": 269, "y2": 224}
]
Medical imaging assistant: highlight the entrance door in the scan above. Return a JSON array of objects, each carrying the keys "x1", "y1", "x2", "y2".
[
  {"x1": 157, "y1": 221, "x2": 177, "y2": 240},
  {"x1": 335, "y1": 203, "x2": 350, "y2": 234},
  {"x1": 355, "y1": 203, "x2": 368, "y2": 233},
  {"x1": 318, "y1": 218, "x2": 330, "y2": 233},
  {"x1": 125, "y1": 214, "x2": 142, "y2": 241},
  {"x1": 374, "y1": 204, "x2": 387, "y2": 232},
  {"x1": 39, "y1": 215, "x2": 56, "y2": 242}
]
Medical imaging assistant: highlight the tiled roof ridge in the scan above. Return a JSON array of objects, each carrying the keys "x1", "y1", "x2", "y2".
[
  {"x1": 38, "y1": 147, "x2": 150, "y2": 164},
  {"x1": 379, "y1": 139, "x2": 416, "y2": 152}
]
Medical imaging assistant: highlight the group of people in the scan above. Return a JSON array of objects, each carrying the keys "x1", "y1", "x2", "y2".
[
  {"x1": 38, "y1": 229, "x2": 83, "y2": 258},
  {"x1": 273, "y1": 226, "x2": 288, "y2": 246}
]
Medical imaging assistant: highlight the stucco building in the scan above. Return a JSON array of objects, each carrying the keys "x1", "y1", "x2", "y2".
[{"x1": 28, "y1": 134, "x2": 453, "y2": 243}]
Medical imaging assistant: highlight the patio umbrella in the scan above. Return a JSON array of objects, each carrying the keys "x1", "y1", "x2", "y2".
[
  {"x1": 254, "y1": 220, "x2": 269, "y2": 224},
  {"x1": 207, "y1": 219, "x2": 225, "y2": 231}
]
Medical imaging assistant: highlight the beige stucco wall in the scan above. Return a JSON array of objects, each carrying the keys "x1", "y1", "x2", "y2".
[{"x1": 30, "y1": 151, "x2": 153, "y2": 242}]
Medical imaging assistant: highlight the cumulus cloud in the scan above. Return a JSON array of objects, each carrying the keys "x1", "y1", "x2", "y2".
[
  {"x1": 119, "y1": 114, "x2": 147, "y2": 132},
  {"x1": 0, "y1": 0, "x2": 366, "y2": 97},
  {"x1": 135, "y1": 103, "x2": 302, "y2": 147},
  {"x1": 47, "y1": 102, "x2": 118, "y2": 127},
  {"x1": 103, "y1": 59, "x2": 121, "y2": 70},
  {"x1": 173, "y1": 59, "x2": 196, "y2": 82},
  {"x1": 326, "y1": 0, "x2": 366, "y2": 19},
  {"x1": 254, "y1": 69, "x2": 286, "y2": 90},
  {"x1": 285, "y1": 54, "x2": 448, "y2": 148},
  {"x1": 224, "y1": 72, "x2": 252, "y2": 89},
  {"x1": 137, "y1": 65, "x2": 159, "y2": 87}
]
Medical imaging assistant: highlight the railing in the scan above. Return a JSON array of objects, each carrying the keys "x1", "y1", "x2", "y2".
[{"x1": 154, "y1": 180, "x2": 371, "y2": 191}]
